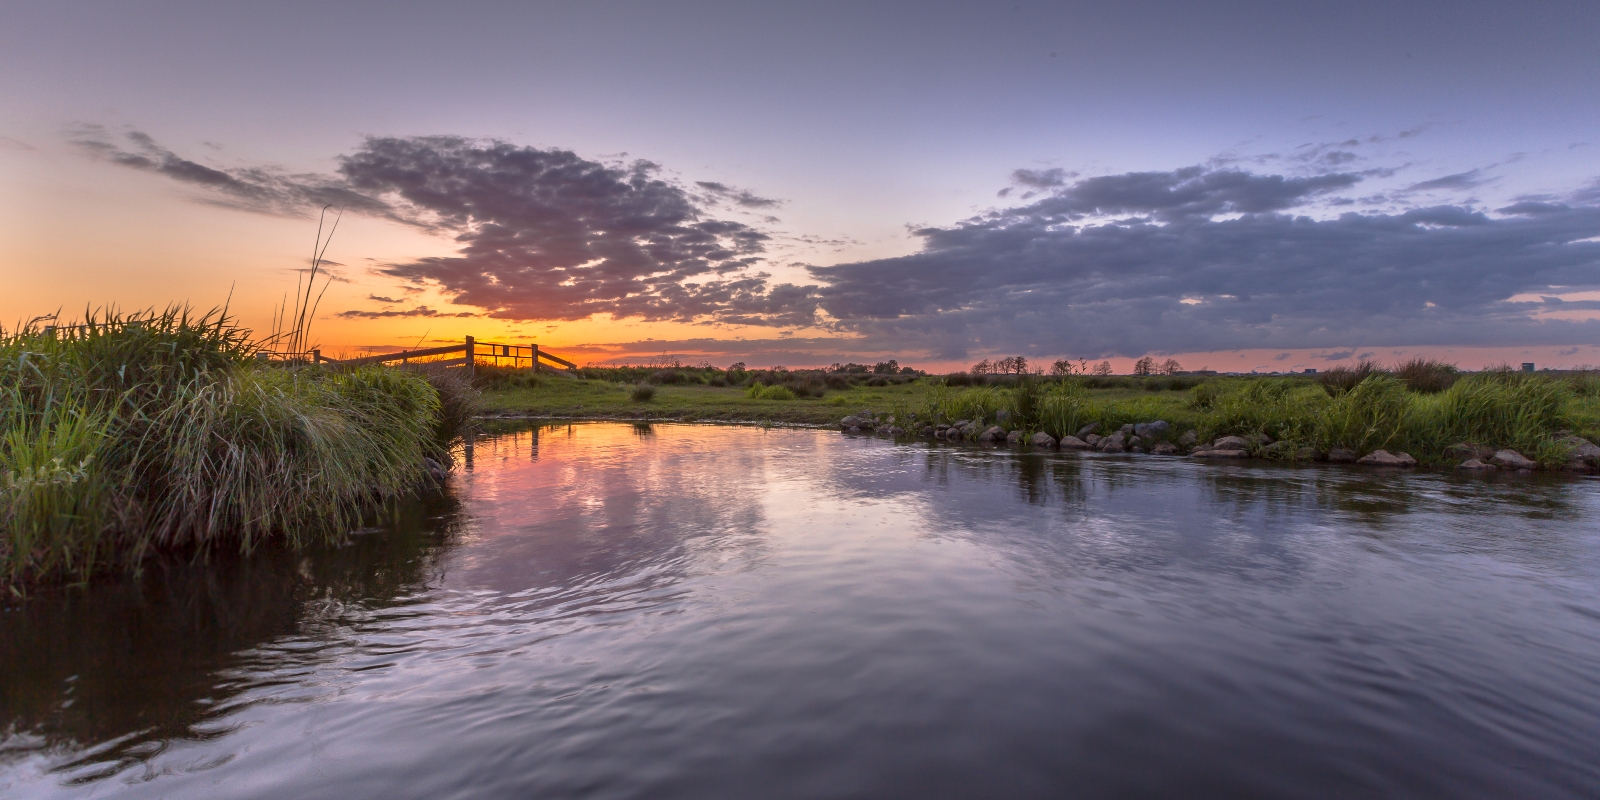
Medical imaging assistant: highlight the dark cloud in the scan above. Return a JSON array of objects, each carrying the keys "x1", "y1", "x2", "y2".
[
  {"x1": 806, "y1": 167, "x2": 1600, "y2": 359},
  {"x1": 337, "y1": 305, "x2": 477, "y2": 318},
  {"x1": 84, "y1": 129, "x2": 812, "y2": 326},
  {"x1": 992, "y1": 166, "x2": 1361, "y2": 223},
  {"x1": 1319, "y1": 351, "x2": 1357, "y2": 361},
  {"x1": 71, "y1": 125, "x2": 391, "y2": 218},
  {"x1": 367, "y1": 294, "x2": 404, "y2": 303},
  {"x1": 1011, "y1": 168, "x2": 1072, "y2": 188}
]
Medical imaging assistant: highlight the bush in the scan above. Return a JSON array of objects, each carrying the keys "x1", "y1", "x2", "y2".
[
  {"x1": 631, "y1": 383, "x2": 656, "y2": 401},
  {"x1": 746, "y1": 383, "x2": 797, "y2": 401}
]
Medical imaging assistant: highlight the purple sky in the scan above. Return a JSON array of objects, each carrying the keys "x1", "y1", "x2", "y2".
[{"x1": 2, "y1": 0, "x2": 1598, "y2": 369}]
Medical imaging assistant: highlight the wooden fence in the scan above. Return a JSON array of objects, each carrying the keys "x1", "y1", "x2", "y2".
[{"x1": 309, "y1": 336, "x2": 578, "y2": 376}]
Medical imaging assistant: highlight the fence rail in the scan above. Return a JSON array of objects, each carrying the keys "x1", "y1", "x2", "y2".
[{"x1": 274, "y1": 336, "x2": 578, "y2": 375}]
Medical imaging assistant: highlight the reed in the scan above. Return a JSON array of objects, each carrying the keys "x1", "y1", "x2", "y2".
[{"x1": 1, "y1": 306, "x2": 463, "y2": 588}]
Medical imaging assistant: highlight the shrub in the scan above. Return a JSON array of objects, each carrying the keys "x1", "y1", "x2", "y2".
[
  {"x1": 631, "y1": 383, "x2": 656, "y2": 401},
  {"x1": 648, "y1": 369, "x2": 686, "y2": 385}
]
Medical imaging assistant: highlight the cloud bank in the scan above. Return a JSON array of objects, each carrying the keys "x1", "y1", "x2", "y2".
[{"x1": 78, "y1": 128, "x2": 1600, "y2": 360}]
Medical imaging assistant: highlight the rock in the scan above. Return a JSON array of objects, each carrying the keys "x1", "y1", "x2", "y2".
[
  {"x1": 1458, "y1": 459, "x2": 1496, "y2": 470},
  {"x1": 1126, "y1": 435, "x2": 1143, "y2": 448},
  {"x1": 1491, "y1": 449, "x2": 1538, "y2": 470},
  {"x1": 1212, "y1": 435, "x2": 1249, "y2": 451},
  {"x1": 846, "y1": 426, "x2": 864, "y2": 434},
  {"x1": 423, "y1": 456, "x2": 448, "y2": 484},
  {"x1": 1006, "y1": 430, "x2": 1024, "y2": 445},
  {"x1": 1076, "y1": 423, "x2": 1100, "y2": 439},
  {"x1": 1447, "y1": 443, "x2": 1495, "y2": 462},
  {"x1": 1326, "y1": 447, "x2": 1357, "y2": 463},
  {"x1": 1129, "y1": 446, "x2": 1146, "y2": 454},
  {"x1": 1561, "y1": 436, "x2": 1600, "y2": 464},
  {"x1": 1117, "y1": 423, "x2": 1135, "y2": 436},
  {"x1": 1244, "y1": 433, "x2": 1274, "y2": 447},
  {"x1": 1134, "y1": 420, "x2": 1171, "y2": 439},
  {"x1": 1177, "y1": 430, "x2": 1199, "y2": 447},
  {"x1": 1059, "y1": 435, "x2": 1092, "y2": 450},
  {"x1": 885, "y1": 426, "x2": 906, "y2": 437},
  {"x1": 1031, "y1": 431, "x2": 1058, "y2": 449},
  {"x1": 840, "y1": 415, "x2": 865, "y2": 429},
  {"x1": 920, "y1": 426, "x2": 935, "y2": 437},
  {"x1": 1085, "y1": 433, "x2": 1103, "y2": 446},
  {"x1": 1098, "y1": 433, "x2": 1126, "y2": 453},
  {"x1": 1192, "y1": 448, "x2": 1245, "y2": 458},
  {"x1": 1357, "y1": 449, "x2": 1417, "y2": 467},
  {"x1": 1296, "y1": 447, "x2": 1323, "y2": 461},
  {"x1": 952, "y1": 419, "x2": 971, "y2": 430},
  {"x1": 978, "y1": 425, "x2": 1006, "y2": 443},
  {"x1": 1151, "y1": 442, "x2": 1178, "y2": 455}
]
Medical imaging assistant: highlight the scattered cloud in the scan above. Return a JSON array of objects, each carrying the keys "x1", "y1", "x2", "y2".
[
  {"x1": 80, "y1": 130, "x2": 1600, "y2": 360},
  {"x1": 367, "y1": 294, "x2": 405, "y2": 303},
  {"x1": 337, "y1": 305, "x2": 477, "y2": 318},
  {"x1": 1406, "y1": 169, "x2": 1488, "y2": 192},
  {"x1": 695, "y1": 181, "x2": 782, "y2": 208}
]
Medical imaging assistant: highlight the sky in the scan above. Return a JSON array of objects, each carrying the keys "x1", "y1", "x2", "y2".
[{"x1": 2, "y1": 0, "x2": 1598, "y2": 372}]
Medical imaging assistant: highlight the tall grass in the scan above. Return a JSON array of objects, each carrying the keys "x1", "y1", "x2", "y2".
[{"x1": 1, "y1": 307, "x2": 465, "y2": 588}]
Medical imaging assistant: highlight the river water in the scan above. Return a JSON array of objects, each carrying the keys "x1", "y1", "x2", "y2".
[{"x1": 3, "y1": 422, "x2": 1599, "y2": 798}]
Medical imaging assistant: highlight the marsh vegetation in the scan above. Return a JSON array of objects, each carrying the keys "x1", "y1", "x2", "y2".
[{"x1": 0, "y1": 307, "x2": 476, "y2": 588}]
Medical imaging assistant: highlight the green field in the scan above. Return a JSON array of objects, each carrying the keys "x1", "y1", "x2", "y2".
[{"x1": 480, "y1": 374, "x2": 942, "y2": 426}]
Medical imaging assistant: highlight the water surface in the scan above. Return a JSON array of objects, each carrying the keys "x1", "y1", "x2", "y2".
[{"x1": 4, "y1": 423, "x2": 1599, "y2": 798}]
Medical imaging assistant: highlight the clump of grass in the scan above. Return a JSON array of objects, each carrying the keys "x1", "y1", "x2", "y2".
[
  {"x1": 1393, "y1": 358, "x2": 1458, "y2": 394},
  {"x1": 1, "y1": 306, "x2": 464, "y2": 588},
  {"x1": 1319, "y1": 360, "x2": 1386, "y2": 396},
  {"x1": 746, "y1": 383, "x2": 797, "y2": 401},
  {"x1": 631, "y1": 383, "x2": 657, "y2": 402}
]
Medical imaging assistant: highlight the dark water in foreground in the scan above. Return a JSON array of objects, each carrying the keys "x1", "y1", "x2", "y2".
[{"x1": 4, "y1": 423, "x2": 1600, "y2": 799}]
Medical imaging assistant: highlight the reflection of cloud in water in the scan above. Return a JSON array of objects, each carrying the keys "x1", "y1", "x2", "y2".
[{"x1": 799, "y1": 440, "x2": 1596, "y2": 586}]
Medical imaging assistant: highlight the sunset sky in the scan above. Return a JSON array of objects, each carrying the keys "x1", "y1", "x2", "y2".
[{"x1": 2, "y1": 1, "x2": 1598, "y2": 372}]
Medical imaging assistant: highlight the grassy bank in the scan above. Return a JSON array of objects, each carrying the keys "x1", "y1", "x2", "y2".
[
  {"x1": 479, "y1": 364, "x2": 1600, "y2": 468},
  {"x1": 1, "y1": 308, "x2": 474, "y2": 588}
]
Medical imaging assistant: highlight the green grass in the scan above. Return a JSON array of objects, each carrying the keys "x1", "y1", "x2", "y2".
[{"x1": 1, "y1": 307, "x2": 474, "y2": 589}]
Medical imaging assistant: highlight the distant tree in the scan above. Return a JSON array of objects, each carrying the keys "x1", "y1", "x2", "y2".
[
  {"x1": 1160, "y1": 358, "x2": 1182, "y2": 375},
  {"x1": 971, "y1": 359, "x2": 993, "y2": 375},
  {"x1": 729, "y1": 362, "x2": 746, "y2": 371},
  {"x1": 1133, "y1": 357, "x2": 1155, "y2": 376},
  {"x1": 873, "y1": 359, "x2": 899, "y2": 374},
  {"x1": 1093, "y1": 360, "x2": 1113, "y2": 376}
]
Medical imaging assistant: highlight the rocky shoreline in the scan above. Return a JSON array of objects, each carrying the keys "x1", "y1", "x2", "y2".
[{"x1": 837, "y1": 413, "x2": 1600, "y2": 474}]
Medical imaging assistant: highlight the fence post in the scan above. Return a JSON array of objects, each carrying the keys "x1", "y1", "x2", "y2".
[
  {"x1": 532, "y1": 343, "x2": 540, "y2": 374},
  {"x1": 312, "y1": 349, "x2": 321, "y2": 365},
  {"x1": 464, "y1": 335, "x2": 475, "y2": 377}
]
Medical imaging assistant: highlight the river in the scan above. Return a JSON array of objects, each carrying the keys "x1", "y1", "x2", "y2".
[{"x1": 3, "y1": 422, "x2": 1598, "y2": 798}]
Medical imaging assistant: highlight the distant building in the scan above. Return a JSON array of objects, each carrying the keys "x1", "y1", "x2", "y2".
[
  {"x1": 1303, "y1": 368, "x2": 1317, "y2": 374},
  {"x1": 1522, "y1": 362, "x2": 1536, "y2": 372}
]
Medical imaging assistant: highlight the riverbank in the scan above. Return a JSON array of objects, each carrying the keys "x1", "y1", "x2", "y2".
[
  {"x1": 0, "y1": 309, "x2": 474, "y2": 588},
  {"x1": 479, "y1": 367, "x2": 1600, "y2": 472}
]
